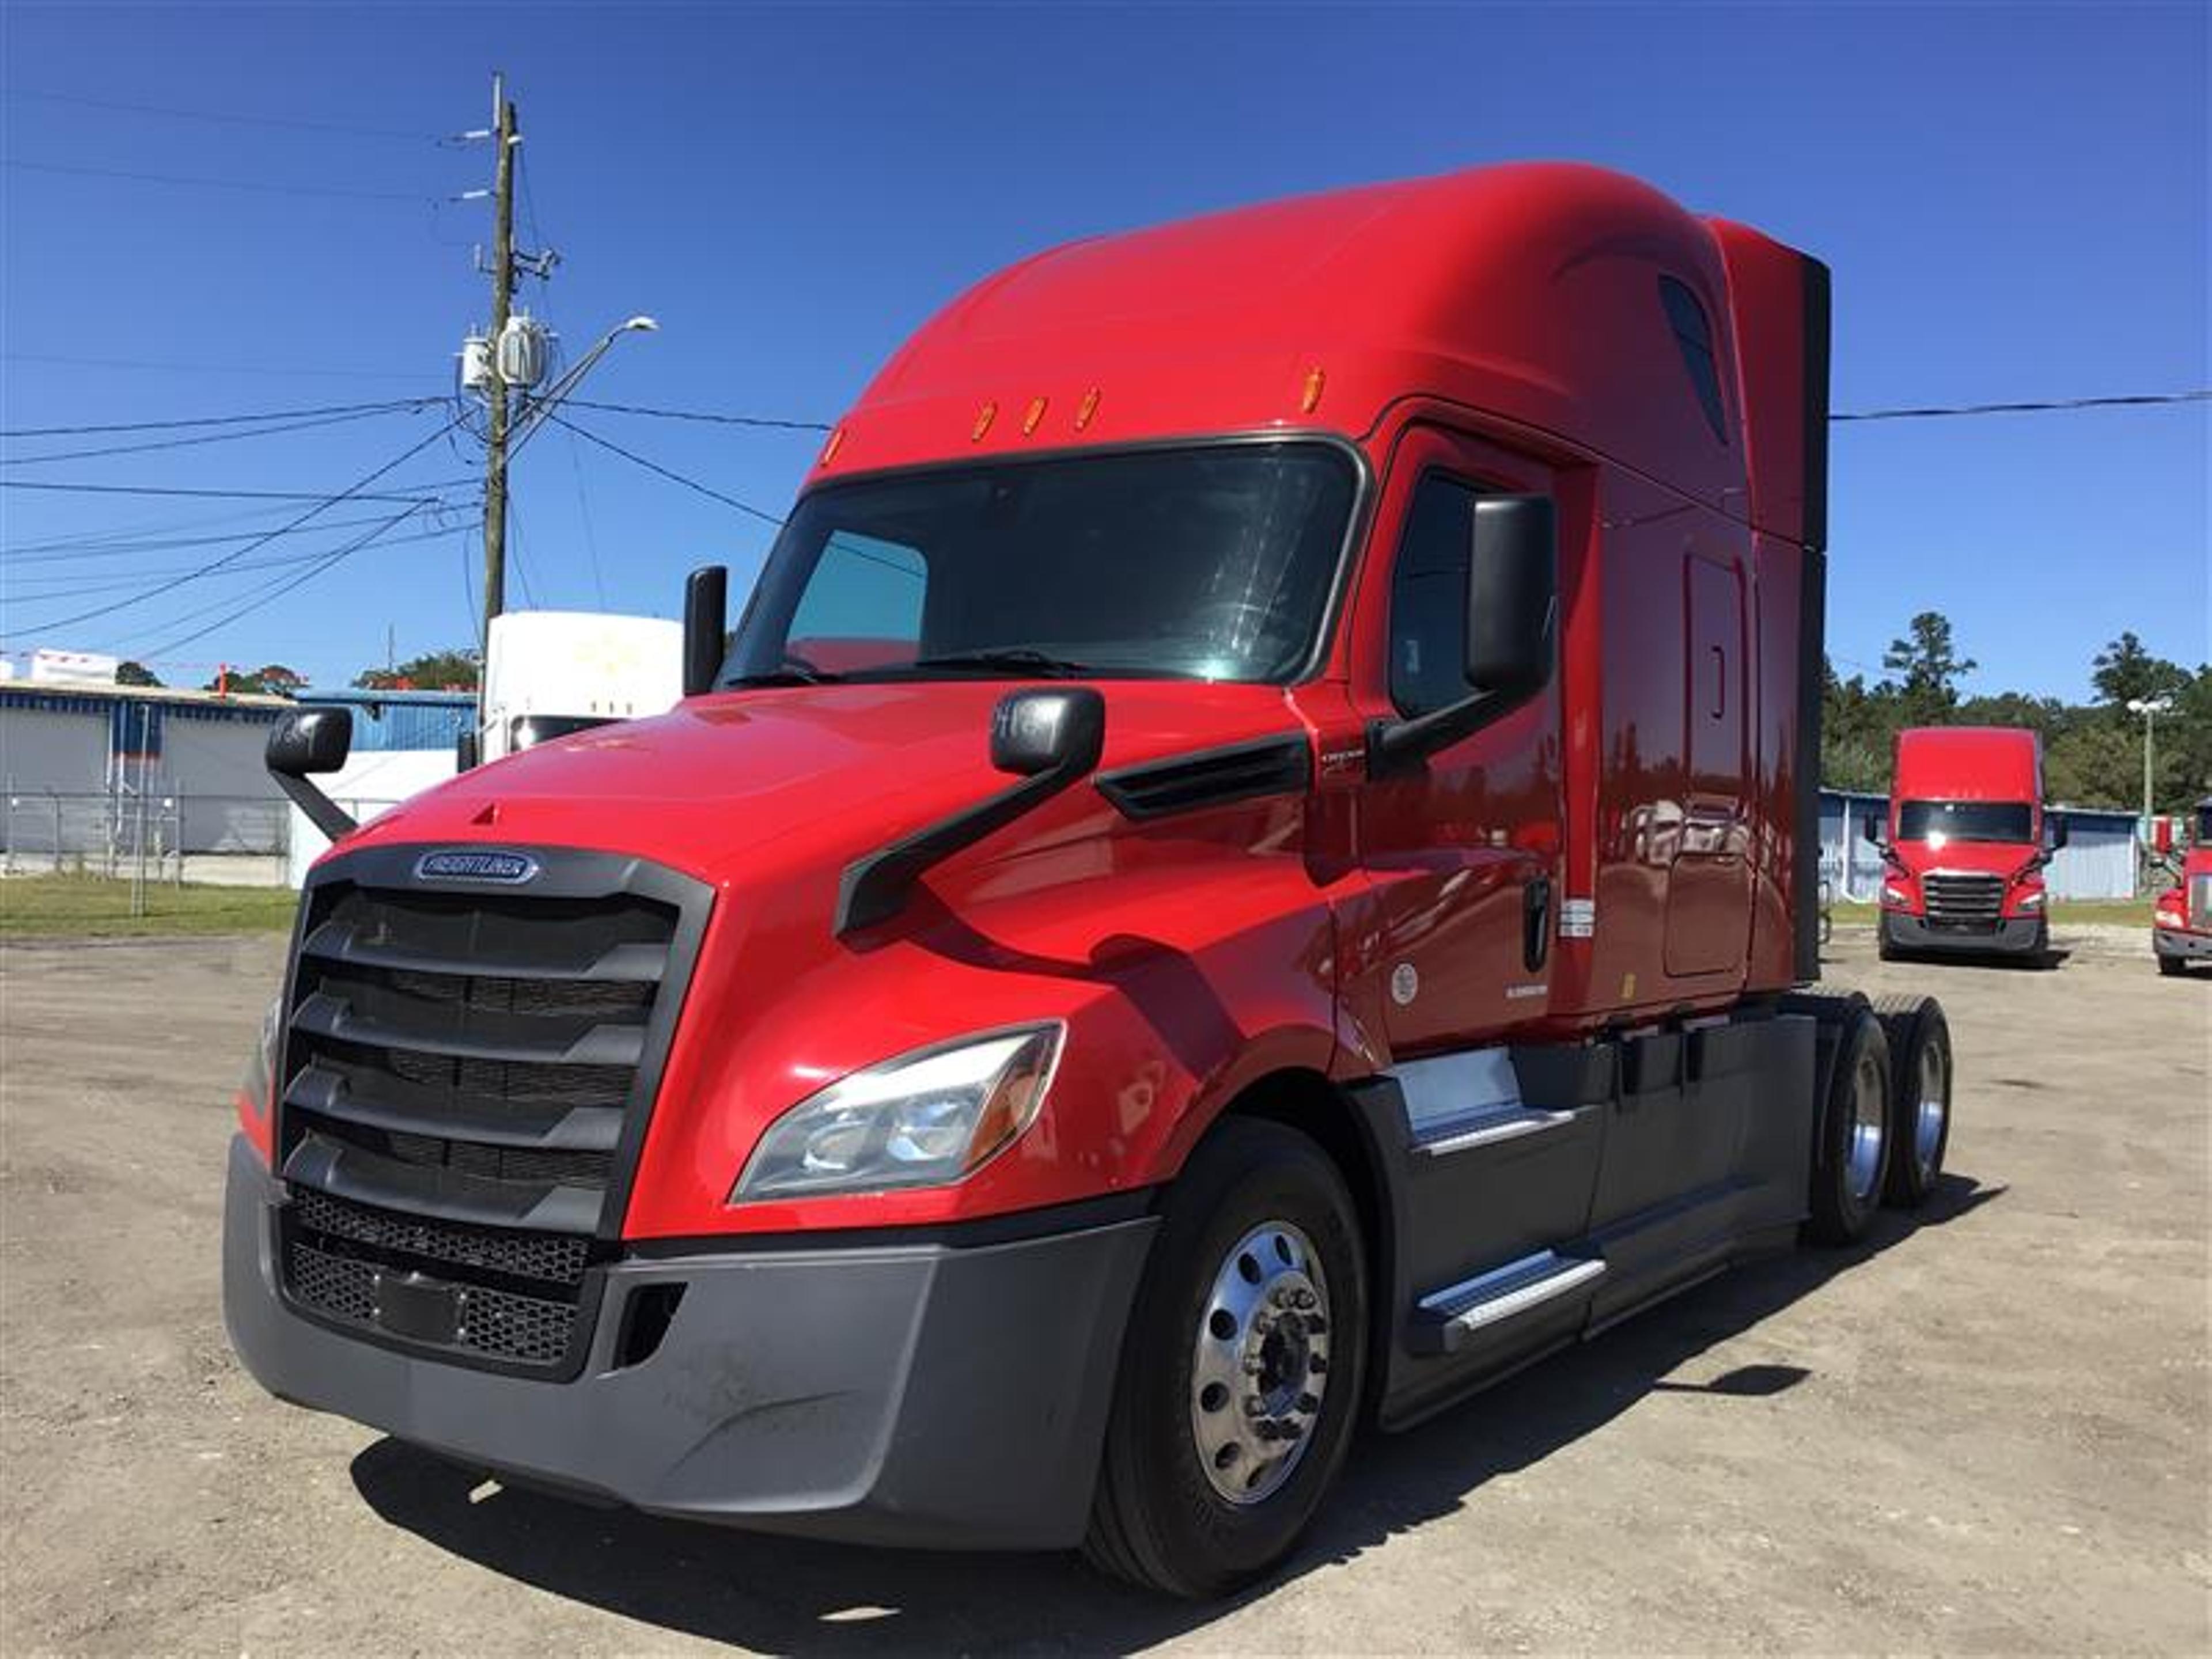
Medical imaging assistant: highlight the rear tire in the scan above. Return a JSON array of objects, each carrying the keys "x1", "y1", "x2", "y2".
[
  {"x1": 1805, "y1": 1005, "x2": 1892, "y2": 1246},
  {"x1": 1871, "y1": 995, "x2": 1950, "y2": 1209},
  {"x1": 1084, "y1": 1118, "x2": 1368, "y2": 1599}
]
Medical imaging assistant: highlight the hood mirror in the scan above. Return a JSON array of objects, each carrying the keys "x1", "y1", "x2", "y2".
[
  {"x1": 266, "y1": 707, "x2": 357, "y2": 842},
  {"x1": 684, "y1": 565, "x2": 728, "y2": 697},
  {"x1": 991, "y1": 687, "x2": 1107, "y2": 778}
]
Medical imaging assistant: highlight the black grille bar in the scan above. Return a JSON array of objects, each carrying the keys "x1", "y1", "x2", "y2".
[
  {"x1": 1923, "y1": 872, "x2": 2005, "y2": 926},
  {"x1": 285, "y1": 1063, "x2": 626, "y2": 1150},
  {"x1": 290, "y1": 986, "x2": 649, "y2": 1069}
]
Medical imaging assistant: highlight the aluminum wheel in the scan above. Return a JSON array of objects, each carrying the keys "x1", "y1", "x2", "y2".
[
  {"x1": 1911, "y1": 1039, "x2": 1948, "y2": 1181},
  {"x1": 1846, "y1": 1045, "x2": 1888, "y2": 1205},
  {"x1": 1190, "y1": 1221, "x2": 1332, "y2": 1506}
]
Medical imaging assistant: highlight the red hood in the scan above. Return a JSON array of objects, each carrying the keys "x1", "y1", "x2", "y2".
[
  {"x1": 2183, "y1": 849, "x2": 2212, "y2": 879},
  {"x1": 335, "y1": 680, "x2": 1309, "y2": 884},
  {"x1": 1889, "y1": 837, "x2": 2042, "y2": 880}
]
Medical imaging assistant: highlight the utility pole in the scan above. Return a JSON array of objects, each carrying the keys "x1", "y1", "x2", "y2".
[{"x1": 480, "y1": 73, "x2": 518, "y2": 661}]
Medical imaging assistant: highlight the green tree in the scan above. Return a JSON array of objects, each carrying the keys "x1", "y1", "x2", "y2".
[
  {"x1": 1881, "y1": 611, "x2": 1977, "y2": 720},
  {"x1": 355, "y1": 648, "x2": 480, "y2": 691},
  {"x1": 206, "y1": 664, "x2": 306, "y2": 696},
  {"x1": 2090, "y1": 632, "x2": 2189, "y2": 710},
  {"x1": 115, "y1": 660, "x2": 162, "y2": 688}
]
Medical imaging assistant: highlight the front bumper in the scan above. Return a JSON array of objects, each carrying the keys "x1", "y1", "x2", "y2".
[
  {"x1": 2154, "y1": 926, "x2": 2212, "y2": 962},
  {"x1": 222, "y1": 1135, "x2": 1156, "y2": 1550},
  {"x1": 1881, "y1": 911, "x2": 2044, "y2": 955}
]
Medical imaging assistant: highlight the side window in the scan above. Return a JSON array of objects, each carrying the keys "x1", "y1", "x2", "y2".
[
  {"x1": 1658, "y1": 275, "x2": 1728, "y2": 444},
  {"x1": 788, "y1": 532, "x2": 927, "y2": 656},
  {"x1": 1388, "y1": 475, "x2": 1479, "y2": 718}
]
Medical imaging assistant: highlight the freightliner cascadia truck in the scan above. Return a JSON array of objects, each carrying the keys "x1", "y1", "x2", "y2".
[
  {"x1": 2153, "y1": 797, "x2": 2212, "y2": 975},
  {"x1": 225, "y1": 163, "x2": 1957, "y2": 1597},
  {"x1": 1869, "y1": 725, "x2": 2065, "y2": 962}
]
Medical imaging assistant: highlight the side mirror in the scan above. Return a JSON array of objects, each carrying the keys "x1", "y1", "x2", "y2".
[
  {"x1": 2047, "y1": 813, "x2": 2069, "y2": 851},
  {"x1": 1369, "y1": 494, "x2": 1557, "y2": 774},
  {"x1": 456, "y1": 726, "x2": 480, "y2": 773},
  {"x1": 265, "y1": 707, "x2": 356, "y2": 842},
  {"x1": 991, "y1": 687, "x2": 1107, "y2": 778},
  {"x1": 1464, "y1": 495, "x2": 1558, "y2": 698},
  {"x1": 683, "y1": 565, "x2": 728, "y2": 698},
  {"x1": 1861, "y1": 815, "x2": 1884, "y2": 848},
  {"x1": 267, "y1": 707, "x2": 351, "y2": 778}
]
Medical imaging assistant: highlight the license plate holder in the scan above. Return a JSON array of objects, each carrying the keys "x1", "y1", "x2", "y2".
[{"x1": 373, "y1": 1269, "x2": 461, "y2": 1344}]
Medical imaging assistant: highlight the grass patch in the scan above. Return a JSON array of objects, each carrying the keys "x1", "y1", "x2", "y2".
[{"x1": 0, "y1": 873, "x2": 300, "y2": 938}]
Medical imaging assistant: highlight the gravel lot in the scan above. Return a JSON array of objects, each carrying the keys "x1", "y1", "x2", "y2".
[{"x1": 2, "y1": 924, "x2": 2205, "y2": 1655}]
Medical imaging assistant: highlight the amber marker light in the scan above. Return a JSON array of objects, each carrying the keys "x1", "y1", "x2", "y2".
[
  {"x1": 1074, "y1": 386, "x2": 1101, "y2": 431},
  {"x1": 1022, "y1": 396, "x2": 1049, "y2": 435},
  {"x1": 1300, "y1": 366, "x2": 1327, "y2": 414},
  {"x1": 972, "y1": 401, "x2": 998, "y2": 441},
  {"x1": 820, "y1": 425, "x2": 846, "y2": 465}
]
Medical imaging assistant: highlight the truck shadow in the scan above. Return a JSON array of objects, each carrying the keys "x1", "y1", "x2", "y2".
[{"x1": 350, "y1": 1173, "x2": 2002, "y2": 1656}]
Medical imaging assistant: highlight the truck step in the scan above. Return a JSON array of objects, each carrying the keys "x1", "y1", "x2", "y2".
[
  {"x1": 1409, "y1": 1249, "x2": 1607, "y2": 1354},
  {"x1": 1408, "y1": 1104, "x2": 1580, "y2": 1158}
]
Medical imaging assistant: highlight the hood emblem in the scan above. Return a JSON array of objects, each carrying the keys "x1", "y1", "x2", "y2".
[{"x1": 414, "y1": 849, "x2": 539, "y2": 885}]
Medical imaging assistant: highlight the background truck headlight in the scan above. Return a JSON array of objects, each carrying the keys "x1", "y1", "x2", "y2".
[{"x1": 734, "y1": 1025, "x2": 1063, "y2": 1200}]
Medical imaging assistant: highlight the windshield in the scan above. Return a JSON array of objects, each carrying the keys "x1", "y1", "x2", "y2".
[
  {"x1": 1896, "y1": 799, "x2": 2034, "y2": 844},
  {"x1": 2197, "y1": 806, "x2": 2212, "y2": 845},
  {"x1": 719, "y1": 443, "x2": 1356, "y2": 687}
]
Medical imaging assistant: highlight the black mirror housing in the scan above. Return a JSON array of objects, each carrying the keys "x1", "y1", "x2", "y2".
[
  {"x1": 456, "y1": 726, "x2": 480, "y2": 772},
  {"x1": 267, "y1": 707, "x2": 351, "y2": 778},
  {"x1": 1464, "y1": 495, "x2": 1558, "y2": 697},
  {"x1": 2048, "y1": 813, "x2": 2069, "y2": 850},
  {"x1": 1861, "y1": 815, "x2": 1884, "y2": 847},
  {"x1": 991, "y1": 688, "x2": 1106, "y2": 778},
  {"x1": 684, "y1": 565, "x2": 729, "y2": 698}
]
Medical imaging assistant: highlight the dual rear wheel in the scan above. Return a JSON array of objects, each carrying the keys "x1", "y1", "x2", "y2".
[{"x1": 1806, "y1": 994, "x2": 1952, "y2": 1245}]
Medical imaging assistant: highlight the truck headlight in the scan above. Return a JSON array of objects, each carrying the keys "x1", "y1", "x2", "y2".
[
  {"x1": 1882, "y1": 882, "x2": 1911, "y2": 907},
  {"x1": 733, "y1": 1025, "x2": 1062, "y2": 1200},
  {"x1": 2017, "y1": 888, "x2": 2047, "y2": 910}
]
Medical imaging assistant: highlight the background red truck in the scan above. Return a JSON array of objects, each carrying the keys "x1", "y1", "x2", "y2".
[
  {"x1": 1870, "y1": 725, "x2": 2066, "y2": 962},
  {"x1": 2152, "y1": 797, "x2": 2212, "y2": 975},
  {"x1": 225, "y1": 163, "x2": 1955, "y2": 1597}
]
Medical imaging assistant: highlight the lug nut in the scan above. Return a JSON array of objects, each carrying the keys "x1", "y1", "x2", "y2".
[{"x1": 1297, "y1": 1392, "x2": 1321, "y2": 1414}]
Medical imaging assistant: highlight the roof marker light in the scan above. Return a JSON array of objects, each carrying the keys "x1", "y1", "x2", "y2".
[
  {"x1": 820, "y1": 425, "x2": 846, "y2": 465},
  {"x1": 1300, "y1": 366, "x2": 1327, "y2": 414},
  {"x1": 1074, "y1": 387, "x2": 1101, "y2": 431},
  {"x1": 972, "y1": 401, "x2": 998, "y2": 442},
  {"x1": 1022, "y1": 396, "x2": 1049, "y2": 436}
]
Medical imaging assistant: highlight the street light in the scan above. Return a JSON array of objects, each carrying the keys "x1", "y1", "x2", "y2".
[{"x1": 2126, "y1": 695, "x2": 2176, "y2": 843}]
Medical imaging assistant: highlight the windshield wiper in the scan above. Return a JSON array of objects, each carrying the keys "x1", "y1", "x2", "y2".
[
  {"x1": 722, "y1": 666, "x2": 844, "y2": 688},
  {"x1": 910, "y1": 647, "x2": 1095, "y2": 679}
]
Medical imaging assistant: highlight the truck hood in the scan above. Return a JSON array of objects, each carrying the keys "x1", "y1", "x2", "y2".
[{"x1": 338, "y1": 680, "x2": 1311, "y2": 883}]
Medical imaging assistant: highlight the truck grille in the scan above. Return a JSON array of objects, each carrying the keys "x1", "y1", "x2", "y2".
[
  {"x1": 2192, "y1": 874, "x2": 2211, "y2": 928},
  {"x1": 1922, "y1": 871, "x2": 2005, "y2": 929},
  {"x1": 272, "y1": 847, "x2": 708, "y2": 1377}
]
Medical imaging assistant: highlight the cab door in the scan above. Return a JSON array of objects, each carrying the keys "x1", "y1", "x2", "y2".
[{"x1": 1349, "y1": 426, "x2": 1566, "y2": 1055}]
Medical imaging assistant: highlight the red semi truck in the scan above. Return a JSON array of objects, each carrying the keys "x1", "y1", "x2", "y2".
[
  {"x1": 225, "y1": 164, "x2": 1956, "y2": 1597},
  {"x1": 1870, "y1": 726, "x2": 2064, "y2": 962},
  {"x1": 2153, "y1": 797, "x2": 2212, "y2": 975}
]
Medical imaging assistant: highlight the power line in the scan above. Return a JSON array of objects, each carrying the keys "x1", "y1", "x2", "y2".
[
  {"x1": 2, "y1": 158, "x2": 431, "y2": 204},
  {"x1": 0, "y1": 397, "x2": 440, "y2": 440},
  {"x1": 0, "y1": 478, "x2": 456, "y2": 504},
  {"x1": 5, "y1": 524, "x2": 467, "y2": 599},
  {"x1": 1834, "y1": 389, "x2": 2210, "y2": 423},
  {"x1": 131, "y1": 506, "x2": 437, "y2": 660},
  {"x1": 548, "y1": 412, "x2": 785, "y2": 527},
  {"x1": 1, "y1": 402, "x2": 444, "y2": 465},
  {"x1": 2, "y1": 501, "x2": 476, "y2": 566},
  {"x1": 565, "y1": 397, "x2": 833, "y2": 433},
  {"x1": 0, "y1": 414, "x2": 471, "y2": 637},
  {"x1": 2, "y1": 86, "x2": 440, "y2": 143},
  {"x1": 2, "y1": 351, "x2": 431, "y2": 383}
]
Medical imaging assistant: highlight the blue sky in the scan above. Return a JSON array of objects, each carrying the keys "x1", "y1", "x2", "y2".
[{"x1": 2, "y1": 1, "x2": 2204, "y2": 696}]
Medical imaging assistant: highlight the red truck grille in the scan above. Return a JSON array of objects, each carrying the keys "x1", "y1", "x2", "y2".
[
  {"x1": 272, "y1": 847, "x2": 709, "y2": 1377},
  {"x1": 1922, "y1": 872, "x2": 2005, "y2": 929}
]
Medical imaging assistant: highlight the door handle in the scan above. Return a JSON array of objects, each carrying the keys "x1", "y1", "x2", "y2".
[{"x1": 1522, "y1": 874, "x2": 1552, "y2": 972}]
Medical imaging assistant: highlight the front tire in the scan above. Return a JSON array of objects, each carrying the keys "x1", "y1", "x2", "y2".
[
  {"x1": 1806, "y1": 1006, "x2": 1892, "y2": 1246},
  {"x1": 2157, "y1": 951, "x2": 2186, "y2": 978},
  {"x1": 1084, "y1": 1118, "x2": 1368, "y2": 1599}
]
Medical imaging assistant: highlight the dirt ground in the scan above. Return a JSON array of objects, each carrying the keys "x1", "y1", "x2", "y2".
[{"x1": 2, "y1": 923, "x2": 2206, "y2": 1656}]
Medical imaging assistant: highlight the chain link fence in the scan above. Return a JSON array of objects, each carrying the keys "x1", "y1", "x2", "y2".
[{"x1": 2, "y1": 783, "x2": 293, "y2": 891}]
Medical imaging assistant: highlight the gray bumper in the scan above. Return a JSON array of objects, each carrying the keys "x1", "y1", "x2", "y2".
[
  {"x1": 1883, "y1": 911, "x2": 2044, "y2": 955},
  {"x1": 222, "y1": 1135, "x2": 1155, "y2": 1550},
  {"x1": 2154, "y1": 927, "x2": 2212, "y2": 961}
]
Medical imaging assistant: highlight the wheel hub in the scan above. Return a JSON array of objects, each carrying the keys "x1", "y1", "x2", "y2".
[
  {"x1": 1847, "y1": 1047, "x2": 1887, "y2": 1204},
  {"x1": 1913, "y1": 1040, "x2": 1947, "y2": 1179},
  {"x1": 1190, "y1": 1222, "x2": 1332, "y2": 1505}
]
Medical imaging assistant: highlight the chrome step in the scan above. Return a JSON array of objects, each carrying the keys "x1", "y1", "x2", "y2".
[{"x1": 1410, "y1": 1249, "x2": 1606, "y2": 1354}]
